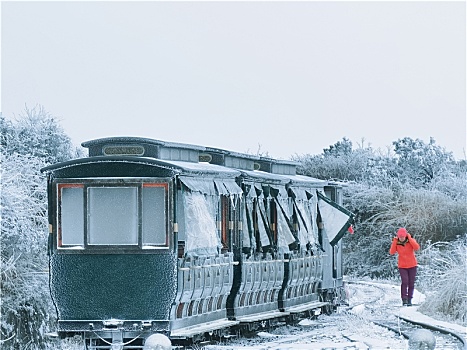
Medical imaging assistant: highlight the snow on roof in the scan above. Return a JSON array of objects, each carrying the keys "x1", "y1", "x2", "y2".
[
  {"x1": 40, "y1": 155, "x2": 181, "y2": 173},
  {"x1": 81, "y1": 136, "x2": 206, "y2": 151},
  {"x1": 163, "y1": 159, "x2": 241, "y2": 177},
  {"x1": 284, "y1": 174, "x2": 328, "y2": 186},
  {"x1": 239, "y1": 169, "x2": 291, "y2": 185},
  {"x1": 41, "y1": 156, "x2": 243, "y2": 178}
]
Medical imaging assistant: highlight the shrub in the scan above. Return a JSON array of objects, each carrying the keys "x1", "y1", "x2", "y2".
[
  {"x1": 342, "y1": 182, "x2": 402, "y2": 279},
  {"x1": 417, "y1": 236, "x2": 467, "y2": 326},
  {"x1": 1, "y1": 107, "x2": 78, "y2": 349},
  {"x1": 0, "y1": 154, "x2": 54, "y2": 349},
  {"x1": 342, "y1": 181, "x2": 467, "y2": 279}
]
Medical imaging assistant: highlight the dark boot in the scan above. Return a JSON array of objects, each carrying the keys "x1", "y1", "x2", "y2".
[
  {"x1": 407, "y1": 299, "x2": 412, "y2": 306},
  {"x1": 402, "y1": 299, "x2": 408, "y2": 306}
]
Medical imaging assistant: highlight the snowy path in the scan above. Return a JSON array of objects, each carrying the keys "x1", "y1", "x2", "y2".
[
  {"x1": 351, "y1": 280, "x2": 466, "y2": 348},
  {"x1": 202, "y1": 280, "x2": 465, "y2": 350}
]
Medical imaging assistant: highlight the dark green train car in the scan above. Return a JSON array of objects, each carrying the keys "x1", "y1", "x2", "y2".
[{"x1": 42, "y1": 137, "x2": 354, "y2": 349}]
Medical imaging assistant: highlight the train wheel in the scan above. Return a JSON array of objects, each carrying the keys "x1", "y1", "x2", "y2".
[{"x1": 320, "y1": 291, "x2": 335, "y2": 315}]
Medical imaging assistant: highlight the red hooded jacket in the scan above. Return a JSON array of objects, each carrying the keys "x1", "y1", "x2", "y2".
[{"x1": 389, "y1": 233, "x2": 420, "y2": 268}]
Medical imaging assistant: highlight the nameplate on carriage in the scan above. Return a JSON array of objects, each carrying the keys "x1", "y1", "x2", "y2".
[{"x1": 103, "y1": 145, "x2": 145, "y2": 156}]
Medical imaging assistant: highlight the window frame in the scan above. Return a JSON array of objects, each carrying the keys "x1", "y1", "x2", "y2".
[
  {"x1": 56, "y1": 179, "x2": 170, "y2": 253},
  {"x1": 220, "y1": 195, "x2": 229, "y2": 252}
]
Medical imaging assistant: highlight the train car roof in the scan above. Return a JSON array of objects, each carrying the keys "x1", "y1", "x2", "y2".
[
  {"x1": 161, "y1": 159, "x2": 241, "y2": 177},
  {"x1": 239, "y1": 169, "x2": 291, "y2": 185},
  {"x1": 284, "y1": 174, "x2": 328, "y2": 186},
  {"x1": 239, "y1": 170, "x2": 326, "y2": 185},
  {"x1": 81, "y1": 136, "x2": 206, "y2": 151},
  {"x1": 41, "y1": 155, "x2": 328, "y2": 187},
  {"x1": 43, "y1": 137, "x2": 334, "y2": 189},
  {"x1": 41, "y1": 156, "x2": 241, "y2": 178}
]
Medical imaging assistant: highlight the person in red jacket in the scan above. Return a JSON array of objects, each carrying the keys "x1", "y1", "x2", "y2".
[{"x1": 390, "y1": 227, "x2": 420, "y2": 306}]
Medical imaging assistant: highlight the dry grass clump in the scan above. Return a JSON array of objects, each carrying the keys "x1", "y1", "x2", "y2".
[{"x1": 417, "y1": 236, "x2": 467, "y2": 326}]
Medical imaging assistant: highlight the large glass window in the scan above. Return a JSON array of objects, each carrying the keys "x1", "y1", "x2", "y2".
[
  {"x1": 57, "y1": 181, "x2": 168, "y2": 250},
  {"x1": 88, "y1": 187, "x2": 138, "y2": 245}
]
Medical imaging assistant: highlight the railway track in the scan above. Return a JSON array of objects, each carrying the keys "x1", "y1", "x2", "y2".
[
  {"x1": 373, "y1": 318, "x2": 465, "y2": 350},
  {"x1": 191, "y1": 281, "x2": 465, "y2": 350},
  {"x1": 348, "y1": 281, "x2": 465, "y2": 350}
]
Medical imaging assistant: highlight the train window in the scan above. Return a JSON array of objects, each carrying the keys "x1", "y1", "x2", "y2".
[
  {"x1": 275, "y1": 199, "x2": 296, "y2": 250},
  {"x1": 59, "y1": 185, "x2": 84, "y2": 247},
  {"x1": 220, "y1": 196, "x2": 229, "y2": 251},
  {"x1": 255, "y1": 199, "x2": 271, "y2": 250},
  {"x1": 293, "y1": 200, "x2": 315, "y2": 249},
  {"x1": 269, "y1": 199, "x2": 278, "y2": 246},
  {"x1": 88, "y1": 187, "x2": 139, "y2": 245},
  {"x1": 142, "y1": 184, "x2": 167, "y2": 246},
  {"x1": 182, "y1": 192, "x2": 219, "y2": 255},
  {"x1": 241, "y1": 200, "x2": 253, "y2": 252},
  {"x1": 57, "y1": 181, "x2": 169, "y2": 250}
]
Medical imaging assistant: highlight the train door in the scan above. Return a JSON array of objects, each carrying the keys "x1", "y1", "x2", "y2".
[{"x1": 326, "y1": 187, "x2": 344, "y2": 286}]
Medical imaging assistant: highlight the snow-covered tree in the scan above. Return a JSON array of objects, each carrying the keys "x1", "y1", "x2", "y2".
[
  {"x1": 1, "y1": 106, "x2": 78, "y2": 349},
  {"x1": 1, "y1": 153, "x2": 51, "y2": 349},
  {"x1": 393, "y1": 136, "x2": 454, "y2": 187},
  {"x1": 294, "y1": 138, "x2": 376, "y2": 182},
  {"x1": 2, "y1": 105, "x2": 82, "y2": 163},
  {"x1": 323, "y1": 137, "x2": 353, "y2": 157}
]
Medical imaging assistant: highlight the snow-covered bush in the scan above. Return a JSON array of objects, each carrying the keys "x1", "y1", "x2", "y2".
[
  {"x1": 1, "y1": 153, "x2": 53, "y2": 349},
  {"x1": 1, "y1": 106, "x2": 83, "y2": 163},
  {"x1": 294, "y1": 138, "x2": 376, "y2": 182},
  {"x1": 341, "y1": 182, "x2": 402, "y2": 278},
  {"x1": 428, "y1": 164, "x2": 467, "y2": 201},
  {"x1": 417, "y1": 236, "x2": 467, "y2": 326},
  {"x1": 392, "y1": 137, "x2": 455, "y2": 187},
  {"x1": 342, "y1": 181, "x2": 467, "y2": 279},
  {"x1": 1, "y1": 107, "x2": 79, "y2": 349},
  {"x1": 363, "y1": 186, "x2": 466, "y2": 242}
]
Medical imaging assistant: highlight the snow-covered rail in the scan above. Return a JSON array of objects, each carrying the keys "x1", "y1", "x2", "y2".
[
  {"x1": 173, "y1": 281, "x2": 466, "y2": 349},
  {"x1": 348, "y1": 280, "x2": 466, "y2": 350},
  {"x1": 344, "y1": 280, "x2": 387, "y2": 310},
  {"x1": 372, "y1": 318, "x2": 465, "y2": 350},
  {"x1": 396, "y1": 313, "x2": 466, "y2": 349}
]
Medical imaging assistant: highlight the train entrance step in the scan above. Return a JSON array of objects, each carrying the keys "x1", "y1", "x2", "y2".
[
  {"x1": 236, "y1": 310, "x2": 290, "y2": 323},
  {"x1": 170, "y1": 319, "x2": 239, "y2": 339},
  {"x1": 284, "y1": 301, "x2": 329, "y2": 314}
]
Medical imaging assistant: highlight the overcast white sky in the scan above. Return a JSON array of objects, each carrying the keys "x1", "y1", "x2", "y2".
[{"x1": 1, "y1": 1, "x2": 466, "y2": 160}]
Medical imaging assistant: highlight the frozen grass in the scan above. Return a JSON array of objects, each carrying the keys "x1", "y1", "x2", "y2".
[
  {"x1": 417, "y1": 236, "x2": 467, "y2": 326},
  {"x1": 52, "y1": 336, "x2": 84, "y2": 350}
]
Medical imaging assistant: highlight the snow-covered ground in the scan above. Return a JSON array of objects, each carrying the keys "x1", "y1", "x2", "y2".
[{"x1": 203, "y1": 281, "x2": 466, "y2": 350}]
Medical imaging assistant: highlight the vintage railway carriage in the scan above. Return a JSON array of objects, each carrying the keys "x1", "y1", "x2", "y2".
[{"x1": 42, "y1": 137, "x2": 354, "y2": 349}]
